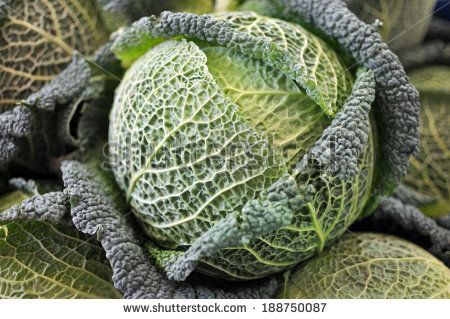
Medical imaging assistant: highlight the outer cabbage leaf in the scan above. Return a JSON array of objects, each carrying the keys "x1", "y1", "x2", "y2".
[
  {"x1": 0, "y1": 0, "x2": 108, "y2": 111},
  {"x1": 211, "y1": 0, "x2": 418, "y2": 196},
  {"x1": 403, "y1": 66, "x2": 450, "y2": 218},
  {"x1": 345, "y1": 0, "x2": 436, "y2": 52},
  {"x1": 0, "y1": 154, "x2": 279, "y2": 298},
  {"x1": 201, "y1": 134, "x2": 374, "y2": 280},
  {"x1": 375, "y1": 197, "x2": 450, "y2": 266},
  {"x1": 3, "y1": 55, "x2": 91, "y2": 172},
  {"x1": 0, "y1": 188, "x2": 122, "y2": 299},
  {"x1": 0, "y1": 221, "x2": 122, "y2": 299},
  {"x1": 279, "y1": 233, "x2": 450, "y2": 299},
  {"x1": 0, "y1": 49, "x2": 120, "y2": 172},
  {"x1": 199, "y1": 69, "x2": 375, "y2": 280},
  {"x1": 0, "y1": 105, "x2": 32, "y2": 166}
]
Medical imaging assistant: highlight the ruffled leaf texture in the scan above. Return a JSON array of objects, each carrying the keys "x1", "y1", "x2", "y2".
[
  {"x1": 279, "y1": 233, "x2": 450, "y2": 299},
  {"x1": 0, "y1": 0, "x2": 108, "y2": 111},
  {"x1": 0, "y1": 0, "x2": 422, "y2": 296},
  {"x1": 0, "y1": 56, "x2": 86, "y2": 170},
  {"x1": 0, "y1": 221, "x2": 122, "y2": 299},
  {"x1": 0, "y1": 105, "x2": 32, "y2": 165},
  {"x1": 0, "y1": 190, "x2": 122, "y2": 298}
]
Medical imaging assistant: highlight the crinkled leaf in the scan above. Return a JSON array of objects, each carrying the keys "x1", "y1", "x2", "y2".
[
  {"x1": 12, "y1": 109, "x2": 65, "y2": 174},
  {"x1": 201, "y1": 134, "x2": 374, "y2": 279},
  {"x1": 61, "y1": 155, "x2": 279, "y2": 298},
  {"x1": 303, "y1": 68, "x2": 375, "y2": 179},
  {"x1": 163, "y1": 176, "x2": 305, "y2": 281},
  {"x1": 9, "y1": 53, "x2": 115, "y2": 173},
  {"x1": 56, "y1": 76, "x2": 112, "y2": 150},
  {"x1": 279, "y1": 233, "x2": 450, "y2": 299},
  {"x1": 0, "y1": 105, "x2": 32, "y2": 167},
  {"x1": 277, "y1": 0, "x2": 420, "y2": 196},
  {"x1": 354, "y1": 196, "x2": 450, "y2": 267},
  {"x1": 0, "y1": 181, "x2": 121, "y2": 299},
  {"x1": 110, "y1": 39, "x2": 287, "y2": 250},
  {"x1": 198, "y1": 69, "x2": 375, "y2": 279}
]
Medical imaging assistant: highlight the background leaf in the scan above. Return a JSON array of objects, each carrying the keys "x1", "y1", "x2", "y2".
[
  {"x1": 0, "y1": 0, "x2": 108, "y2": 111},
  {"x1": 403, "y1": 66, "x2": 450, "y2": 218},
  {"x1": 279, "y1": 233, "x2": 450, "y2": 299},
  {"x1": 345, "y1": 0, "x2": 437, "y2": 52}
]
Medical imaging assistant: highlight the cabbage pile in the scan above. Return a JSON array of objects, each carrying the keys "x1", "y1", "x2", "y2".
[{"x1": 0, "y1": 0, "x2": 448, "y2": 299}]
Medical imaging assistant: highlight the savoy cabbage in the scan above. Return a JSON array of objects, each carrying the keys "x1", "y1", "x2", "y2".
[{"x1": 109, "y1": 11, "x2": 376, "y2": 280}]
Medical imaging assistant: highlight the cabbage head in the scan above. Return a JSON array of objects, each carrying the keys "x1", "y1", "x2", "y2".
[{"x1": 109, "y1": 12, "x2": 377, "y2": 280}]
